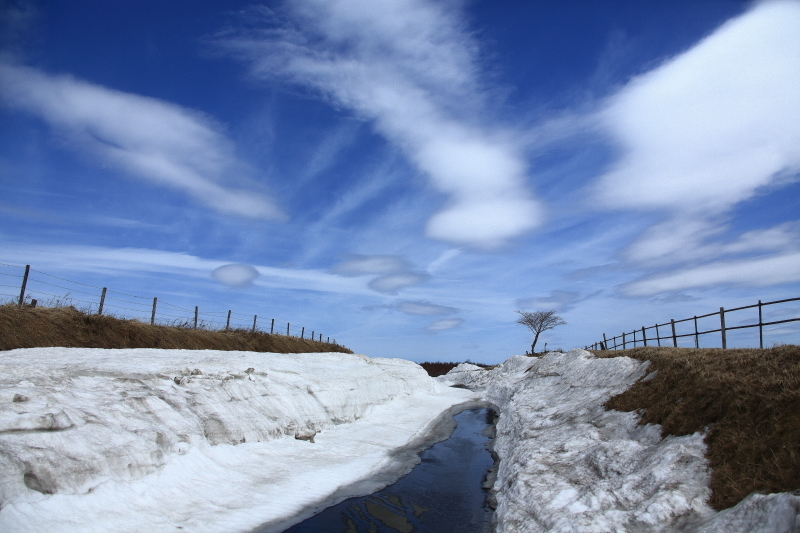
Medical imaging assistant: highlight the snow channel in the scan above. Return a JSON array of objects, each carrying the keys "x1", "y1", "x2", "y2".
[{"x1": 0, "y1": 348, "x2": 478, "y2": 532}]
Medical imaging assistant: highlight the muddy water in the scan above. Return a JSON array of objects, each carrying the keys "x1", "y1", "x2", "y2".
[{"x1": 283, "y1": 408, "x2": 496, "y2": 533}]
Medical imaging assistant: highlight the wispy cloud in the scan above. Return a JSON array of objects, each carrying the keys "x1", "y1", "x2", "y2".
[
  {"x1": 591, "y1": 1, "x2": 800, "y2": 295},
  {"x1": 395, "y1": 301, "x2": 456, "y2": 316},
  {"x1": 331, "y1": 254, "x2": 411, "y2": 276},
  {"x1": 217, "y1": 0, "x2": 542, "y2": 248},
  {"x1": 517, "y1": 290, "x2": 584, "y2": 313},
  {"x1": 364, "y1": 300, "x2": 457, "y2": 316},
  {"x1": 368, "y1": 272, "x2": 429, "y2": 295},
  {"x1": 596, "y1": 1, "x2": 800, "y2": 215},
  {"x1": 0, "y1": 63, "x2": 284, "y2": 220},
  {"x1": 0, "y1": 242, "x2": 372, "y2": 295},
  {"x1": 622, "y1": 251, "x2": 800, "y2": 297},
  {"x1": 426, "y1": 317, "x2": 463, "y2": 332}
]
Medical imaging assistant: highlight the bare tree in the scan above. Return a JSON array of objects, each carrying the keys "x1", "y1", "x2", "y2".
[{"x1": 515, "y1": 310, "x2": 566, "y2": 354}]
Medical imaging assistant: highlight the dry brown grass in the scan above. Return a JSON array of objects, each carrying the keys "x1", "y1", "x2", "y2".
[
  {"x1": 419, "y1": 361, "x2": 492, "y2": 377},
  {"x1": 0, "y1": 304, "x2": 352, "y2": 354},
  {"x1": 591, "y1": 346, "x2": 800, "y2": 509}
]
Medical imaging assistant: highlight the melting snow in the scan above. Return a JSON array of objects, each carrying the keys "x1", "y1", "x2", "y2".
[
  {"x1": 1, "y1": 347, "x2": 797, "y2": 532},
  {"x1": 441, "y1": 350, "x2": 800, "y2": 533},
  {"x1": 0, "y1": 348, "x2": 477, "y2": 532}
]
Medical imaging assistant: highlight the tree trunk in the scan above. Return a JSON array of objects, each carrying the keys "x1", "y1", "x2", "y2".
[{"x1": 531, "y1": 332, "x2": 541, "y2": 354}]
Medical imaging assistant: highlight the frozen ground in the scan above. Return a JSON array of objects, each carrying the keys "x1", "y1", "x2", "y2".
[
  {"x1": 441, "y1": 350, "x2": 800, "y2": 533},
  {"x1": 0, "y1": 348, "x2": 477, "y2": 532}
]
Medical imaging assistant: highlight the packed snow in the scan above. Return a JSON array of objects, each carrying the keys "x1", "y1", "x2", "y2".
[
  {"x1": 1, "y1": 347, "x2": 798, "y2": 532},
  {"x1": 0, "y1": 348, "x2": 477, "y2": 532},
  {"x1": 441, "y1": 350, "x2": 800, "y2": 533}
]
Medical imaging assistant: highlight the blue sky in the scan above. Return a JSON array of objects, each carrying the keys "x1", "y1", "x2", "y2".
[{"x1": 1, "y1": 0, "x2": 799, "y2": 363}]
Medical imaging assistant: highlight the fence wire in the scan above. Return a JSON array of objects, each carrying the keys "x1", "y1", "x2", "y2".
[{"x1": 3, "y1": 262, "x2": 338, "y2": 345}]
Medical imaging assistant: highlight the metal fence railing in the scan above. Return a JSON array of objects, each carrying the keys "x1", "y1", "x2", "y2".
[
  {"x1": 1, "y1": 262, "x2": 338, "y2": 345},
  {"x1": 586, "y1": 297, "x2": 800, "y2": 350}
]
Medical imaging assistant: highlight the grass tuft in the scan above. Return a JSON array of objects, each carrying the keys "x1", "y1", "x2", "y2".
[
  {"x1": 0, "y1": 304, "x2": 352, "y2": 354},
  {"x1": 592, "y1": 346, "x2": 800, "y2": 510}
]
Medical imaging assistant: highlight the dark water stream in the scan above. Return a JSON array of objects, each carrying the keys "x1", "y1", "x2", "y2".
[{"x1": 283, "y1": 408, "x2": 496, "y2": 533}]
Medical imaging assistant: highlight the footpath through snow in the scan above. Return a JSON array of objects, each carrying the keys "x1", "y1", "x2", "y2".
[
  {"x1": 0, "y1": 348, "x2": 477, "y2": 532},
  {"x1": 441, "y1": 349, "x2": 800, "y2": 533}
]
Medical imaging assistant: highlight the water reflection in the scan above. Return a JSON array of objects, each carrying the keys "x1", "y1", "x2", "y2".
[{"x1": 283, "y1": 408, "x2": 495, "y2": 533}]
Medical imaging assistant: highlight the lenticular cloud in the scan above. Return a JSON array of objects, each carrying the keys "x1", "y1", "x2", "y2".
[{"x1": 212, "y1": 264, "x2": 260, "y2": 288}]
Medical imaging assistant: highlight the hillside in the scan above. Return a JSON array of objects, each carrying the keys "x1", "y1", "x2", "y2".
[{"x1": 0, "y1": 304, "x2": 351, "y2": 354}]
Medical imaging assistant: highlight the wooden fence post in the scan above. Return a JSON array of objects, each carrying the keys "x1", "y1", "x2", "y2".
[
  {"x1": 671, "y1": 319, "x2": 677, "y2": 347},
  {"x1": 622, "y1": 332, "x2": 626, "y2": 349},
  {"x1": 758, "y1": 300, "x2": 763, "y2": 349},
  {"x1": 226, "y1": 310, "x2": 231, "y2": 331},
  {"x1": 655, "y1": 324, "x2": 661, "y2": 347},
  {"x1": 327, "y1": 336, "x2": 329, "y2": 343},
  {"x1": 270, "y1": 318, "x2": 274, "y2": 334},
  {"x1": 603, "y1": 333, "x2": 608, "y2": 350},
  {"x1": 252, "y1": 315, "x2": 257, "y2": 333},
  {"x1": 98, "y1": 287, "x2": 107, "y2": 315},
  {"x1": 720, "y1": 307, "x2": 727, "y2": 349},
  {"x1": 319, "y1": 333, "x2": 322, "y2": 342},
  {"x1": 287, "y1": 323, "x2": 290, "y2": 336},
  {"x1": 311, "y1": 331, "x2": 314, "y2": 342},
  {"x1": 151, "y1": 297, "x2": 157, "y2": 325},
  {"x1": 693, "y1": 316, "x2": 699, "y2": 348},
  {"x1": 301, "y1": 327, "x2": 305, "y2": 339},
  {"x1": 642, "y1": 327, "x2": 647, "y2": 347},
  {"x1": 18, "y1": 265, "x2": 30, "y2": 306},
  {"x1": 194, "y1": 306, "x2": 198, "y2": 329},
  {"x1": 30, "y1": 299, "x2": 37, "y2": 308}
]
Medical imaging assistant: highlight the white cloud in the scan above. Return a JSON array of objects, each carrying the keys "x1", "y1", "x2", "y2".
[
  {"x1": 331, "y1": 254, "x2": 410, "y2": 276},
  {"x1": 426, "y1": 248, "x2": 460, "y2": 274},
  {"x1": 211, "y1": 264, "x2": 260, "y2": 288},
  {"x1": 0, "y1": 242, "x2": 372, "y2": 295},
  {"x1": 395, "y1": 301, "x2": 456, "y2": 316},
  {"x1": 589, "y1": 1, "x2": 800, "y2": 297},
  {"x1": 517, "y1": 291, "x2": 582, "y2": 313},
  {"x1": 625, "y1": 219, "x2": 800, "y2": 266},
  {"x1": 368, "y1": 272, "x2": 429, "y2": 294},
  {"x1": 596, "y1": 0, "x2": 800, "y2": 214},
  {"x1": 0, "y1": 63, "x2": 283, "y2": 220},
  {"x1": 622, "y1": 251, "x2": 800, "y2": 297},
  {"x1": 426, "y1": 317, "x2": 464, "y2": 332},
  {"x1": 219, "y1": 0, "x2": 542, "y2": 248},
  {"x1": 331, "y1": 253, "x2": 430, "y2": 294}
]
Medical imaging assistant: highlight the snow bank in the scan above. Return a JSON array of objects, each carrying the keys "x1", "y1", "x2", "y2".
[
  {"x1": 441, "y1": 349, "x2": 800, "y2": 533},
  {"x1": 0, "y1": 348, "x2": 477, "y2": 532}
]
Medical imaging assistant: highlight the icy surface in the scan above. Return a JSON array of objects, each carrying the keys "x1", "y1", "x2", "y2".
[
  {"x1": 0, "y1": 348, "x2": 477, "y2": 532},
  {"x1": 440, "y1": 349, "x2": 800, "y2": 533}
]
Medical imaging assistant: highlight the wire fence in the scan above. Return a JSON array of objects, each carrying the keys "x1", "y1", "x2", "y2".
[
  {"x1": 0, "y1": 262, "x2": 338, "y2": 345},
  {"x1": 585, "y1": 297, "x2": 800, "y2": 351}
]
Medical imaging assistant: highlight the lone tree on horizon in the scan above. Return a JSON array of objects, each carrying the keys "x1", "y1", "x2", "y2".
[{"x1": 515, "y1": 310, "x2": 566, "y2": 354}]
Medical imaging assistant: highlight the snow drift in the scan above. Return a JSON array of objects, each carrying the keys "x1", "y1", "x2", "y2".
[
  {"x1": 441, "y1": 349, "x2": 800, "y2": 533},
  {"x1": 0, "y1": 348, "x2": 477, "y2": 532}
]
